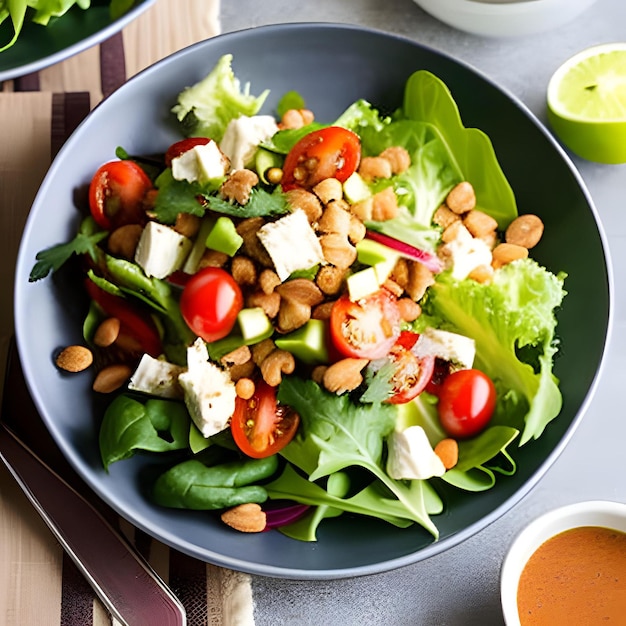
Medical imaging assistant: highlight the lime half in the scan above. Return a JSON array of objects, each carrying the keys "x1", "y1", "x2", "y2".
[{"x1": 547, "y1": 43, "x2": 626, "y2": 164}]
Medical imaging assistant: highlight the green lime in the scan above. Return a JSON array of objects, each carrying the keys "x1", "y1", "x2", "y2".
[{"x1": 547, "y1": 43, "x2": 626, "y2": 164}]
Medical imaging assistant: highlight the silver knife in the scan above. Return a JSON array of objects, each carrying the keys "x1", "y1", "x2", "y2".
[{"x1": 0, "y1": 421, "x2": 187, "y2": 626}]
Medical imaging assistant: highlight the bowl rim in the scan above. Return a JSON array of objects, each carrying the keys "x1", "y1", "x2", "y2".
[
  {"x1": 13, "y1": 21, "x2": 615, "y2": 579},
  {"x1": 500, "y1": 500, "x2": 626, "y2": 625}
]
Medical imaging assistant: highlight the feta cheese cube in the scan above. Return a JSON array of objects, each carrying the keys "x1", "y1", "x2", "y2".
[
  {"x1": 386, "y1": 426, "x2": 446, "y2": 480},
  {"x1": 134, "y1": 221, "x2": 193, "y2": 279},
  {"x1": 171, "y1": 141, "x2": 229, "y2": 183},
  {"x1": 128, "y1": 354, "x2": 184, "y2": 399},
  {"x1": 219, "y1": 115, "x2": 279, "y2": 170},
  {"x1": 257, "y1": 208, "x2": 325, "y2": 281},
  {"x1": 178, "y1": 338, "x2": 236, "y2": 438},
  {"x1": 412, "y1": 327, "x2": 476, "y2": 371}
]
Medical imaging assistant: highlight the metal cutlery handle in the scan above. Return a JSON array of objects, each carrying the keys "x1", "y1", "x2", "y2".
[{"x1": 0, "y1": 423, "x2": 186, "y2": 626}]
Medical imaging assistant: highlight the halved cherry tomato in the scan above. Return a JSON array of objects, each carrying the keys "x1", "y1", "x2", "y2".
[
  {"x1": 438, "y1": 369, "x2": 496, "y2": 438},
  {"x1": 88, "y1": 160, "x2": 153, "y2": 230},
  {"x1": 386, "y1": 345, "x2": 435, "y2": 404},
  {"x1": 84, "y1": 280, "x2": 162, "y2": 357},
  {"x1": 281, "y1": 126, "x2": 361, "y2": 191},
  {"x1": 330, "y1": 290, "x2": 401, "y2": 360},
  {"x1": 164, "y1": 137, "x2": 211, "y2": 167},
  {"x1": 179, "y1": 267, "x2": 243, "y2": 343},
  {"x1": 231, "y1": 381, "x2": 300, "y2": 458}
]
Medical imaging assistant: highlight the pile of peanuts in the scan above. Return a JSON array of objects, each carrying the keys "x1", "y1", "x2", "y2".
[{"x1": 55, "y1": 107, "x2": 545, "y2": 404}]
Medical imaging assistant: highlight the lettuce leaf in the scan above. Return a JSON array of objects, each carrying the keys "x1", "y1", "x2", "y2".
[
  {"x1": 172, "y1": 53, "x2": 269, "y2": 142},
  {"x1": 419, "y1": 259, "x2": 567, "y2": 445}
]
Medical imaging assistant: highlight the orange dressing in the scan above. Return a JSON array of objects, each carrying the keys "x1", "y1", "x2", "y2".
[{"x1": 517, "y1": 526, "x2": 626, "y2": 625}]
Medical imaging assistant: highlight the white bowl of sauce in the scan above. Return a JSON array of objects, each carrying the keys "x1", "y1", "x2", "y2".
[{"x1": 501, "y1": 500, "x2": 626, "y2": 625}]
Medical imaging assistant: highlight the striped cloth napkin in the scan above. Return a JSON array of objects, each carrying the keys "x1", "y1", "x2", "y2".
[{"x1": 0, "y1": 2, "x2": 258, "y2": 624}]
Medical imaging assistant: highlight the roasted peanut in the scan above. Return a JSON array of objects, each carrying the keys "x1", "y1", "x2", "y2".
[
  {"x1": 316, "y1": 265, "x2": 346, "y2": 296},
  {"x1": 312, "y1": 301, "x2": 336, "y2": 320},
  {"x1": 237, "y1": 217, "x2": 273, "y2": 266},
  {"x1": 198, "y1": 249, "x2": 229, "y2": 268},
  {"x1": 220, "y1": 345, "x2": 252, "y2": 368},
  {"x1": 313, "y1": 178, "x2": 343, "y2": 205},
  {"x1": 505, "y1": 214, "x2": 544, "y2": 249},
  {"x1": 433, "y1": 205, "x2": 460, "y2": 230},
  {"x1": 231, "y1": 256, "x2": 257, "y2": 286},
  {"x1": 311, "y1": 365, "x2": 328, "y2": 385},
  {"x1": 468, "y1": 264, "x2": 494, "y2": 284},
  {"x1": 405, "y1": 260, "x2": 435, "y2": 302},
  {"x1": 251, "y1": 339, "x2": 276, "y2": 366},
  {"x1": 93, "y1": 317, "x2": 121, "y2": 348},
  {"x1": 277, "y1": 299, "x2": 312, "y2": 332},
  {"x1": 348, "y1": 215, "x2": 367, "y2": 244},
  {"x1": 228, "y1": 361, "x2": 256, "y2": 382},
  {"x1": 275, "y1": 278, "x2": 324, "y2": 306},
  {"x1": 382, "y1": 278, "x2": 405, "y2": 298},
  {"x1": 174, "y1": 212, "x2": 201, "y2": 238},
  {"x1": 235, "y1": 378, "x2": 256, "y2": 400},
  {"x1": 463, "y1": 210, "x2": 498, "y2": 239},
  {"x1": 92, "y1": 364, "x2": 132, "y2": 393},
  {"x1": 317, "y1": 202, "x2": 351, "y2": 237},
  {"x1": 397, "y1": 297, "x2": 422, "y2": 322},
  {"x1": 107, "y1": 224, "x2": 143, "y2": 260},
  {"x1": 319, "y1": 233, "x2": 357, "y2": 269},
  {"x1": 258, "y1": 269, "x2": 281, "y2": 295},
  {"x1": 322, "y1": 358, "x2": 369, "y2": 394},
  {"x1": 358, "y1": 156, "x2": 393, "y2": 181},
  {"x1": 285, "y1": 188, "x2": 323, "y2": 223},
  {"x1": 379, "y1": 146, "x2": 411, "y2": 174},
  {"x1": 434, "y1": 438, "x2": 459, "y2": 470},
  {"x1": 350, "y1": 197, "x2": 373, "y2": 221},
  {"x1": 221, "y1": 503, "x2": 266, "y2": 533},
  {"x1": 441, "y1": 220, "x2": 471, "y2": 244},
  {"x1": 278, "y1": 108, "x2": 314, "y2": 130},
  {"x1": 371, "y1": 187, "x2": 399, "y2": 221},
  {"x1": 55, "y1": 345, "x2": 93, "y2": 372},
  {"x1": 391, "y1": 258, "x2": 409, "y2": 290},
  {"x1": 246, "y1": 291, "x2": 281, "y2": 319},
  {"x1": 446, "y1": 181, "x2": 476, "y2": 215},
  {"x1": 492, "y1": 242, "x2": 529, "y2": 268}
]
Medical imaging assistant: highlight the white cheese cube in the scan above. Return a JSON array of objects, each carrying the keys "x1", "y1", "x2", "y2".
[
  {"x1": 134, "y1": 221, "x2": 193, "y2": 279},
  {"x1": 219, "y1": 115, "x2": 279, "y2": 170},
  {"x1": 412, "y1": 327, "x2": 476, "y2": 371},
  {"x1": 386, "y1": 426, "x2": 446, "y2": 480},
  {"x1": 178, "y1": 338, "x2": 236, "y2": 438},
  {"x1": 257, "y1": 208, "x2": 325, "y2": 281},
  {"x1": 128, "y1": 354, "x2": 184, "y2": 399},
  {"x1": 171, "y1": 141, "x2": 229, "y2": 183}
]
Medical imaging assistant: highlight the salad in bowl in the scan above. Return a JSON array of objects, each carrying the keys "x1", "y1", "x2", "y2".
[{"x1": 30, "y1": 53, "x2": 567, "y2": 543}]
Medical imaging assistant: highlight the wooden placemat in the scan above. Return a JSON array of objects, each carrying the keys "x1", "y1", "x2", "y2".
[{"x1": 0, "y1": 3, "x2": 257, "y2": 624}]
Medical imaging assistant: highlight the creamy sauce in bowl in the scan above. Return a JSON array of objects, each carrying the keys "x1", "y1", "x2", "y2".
[{"x1": 517, "y1": 526, "x2": 626, "y2": 625}]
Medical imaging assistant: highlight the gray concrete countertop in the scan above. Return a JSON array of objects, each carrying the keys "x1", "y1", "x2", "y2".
[{"x1": 221, "y1": 2, "x2": 626, "y2": 624}]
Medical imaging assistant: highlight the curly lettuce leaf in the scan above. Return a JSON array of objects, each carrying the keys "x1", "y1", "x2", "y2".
[
  {"x1": 172, "y1": 53, "x2": 269, "y2": 142},
  {"x1": 420, "y1": 259, "x2": 567, "y2": 445}
]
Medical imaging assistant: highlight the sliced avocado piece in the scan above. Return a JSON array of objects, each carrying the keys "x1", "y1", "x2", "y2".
[
  {"x1": 343, "y1": 172, "x2": 371, "y2": 203},
  {"x1": 347, "y1": 266, "x2": 381, "y2": 301},
  {"x1": 238, "y1": 307, "x2": 273, "y2": 343},
  {"x1": 275, "y1": 319, "x2": 329, "y2": 364},
  {"x1": 255, "y1": 148, "x2": 283, "y2": 184},
  {"x1": 182, "y1": 215, "x2": 216, "y2": 274},
  {"x1": 205, "y1": 216, "x2": 244, "y2": 257}
]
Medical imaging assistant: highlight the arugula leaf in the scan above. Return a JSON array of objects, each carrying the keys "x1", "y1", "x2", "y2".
[
  {"x1": 99, "y1": 395, "x2": 190, "y2": 470},
  {"x1": 277, "y1": 377, "x2": 439, "y2": 537},
  {"x1": 29, "y1": 219, "x2": 107, "y2": 282},
  {"x1": 206, "y1": 187, "x2": 289, "y2": 218}
]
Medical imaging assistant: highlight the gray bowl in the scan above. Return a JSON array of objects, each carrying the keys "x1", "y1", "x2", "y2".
[{"x1": 14, "y1": 23, "x2": 612, "y2": 579}]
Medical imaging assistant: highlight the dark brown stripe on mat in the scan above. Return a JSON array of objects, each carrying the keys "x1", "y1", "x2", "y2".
[
  {"x1": 51, "y1": 92, "x2": 91, "y2": 158},
  {"x1": 13, "y1": 71, "x2": 40, "y2": 91},
  {"x1": 60, "y1": 553, "x2": 94, "y2": 626},
  {"x1": 100, "y1": 31, "x2": 127, "y2": 99},
  {"x1": 169, "y1": 549, "x2": 209, "y2": 626}
]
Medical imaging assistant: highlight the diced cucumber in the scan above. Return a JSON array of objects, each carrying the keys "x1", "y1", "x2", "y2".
[
  {"x1": 274, "y1": 319, "x2": 329, "y2": 364},
  {"x1": 205, "y1": 216, "x2": 244, "y2": 257},
  {"x1": 343, "y1": 172, "x2": 371, "y2": 203}
]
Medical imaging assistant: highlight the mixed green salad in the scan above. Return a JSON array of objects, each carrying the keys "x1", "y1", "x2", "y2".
[
  {"x1": 31, "y1": 54, "x2": 567, "y2": 541},
  {"x1": 1, "y1": 0, "x2": 137, "y2": 52}
]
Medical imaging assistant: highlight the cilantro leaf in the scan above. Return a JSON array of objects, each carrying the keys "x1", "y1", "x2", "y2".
[
  {"x1": 152, "y1": 169, "x2": 208, "y2": 224},
  {"x1": 29, "y1": 229, "x2": 107, "y2": 282},
  {"x1": 207, "y1": 187, "x2": 289, "y2": 218},
  {"x1": 359, "y1": 359, "x2": 396, "y2": 404}
]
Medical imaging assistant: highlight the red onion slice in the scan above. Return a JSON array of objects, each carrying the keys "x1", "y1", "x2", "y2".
[
  {"x1": 263, "y1": 502, "x2": 311, "y2": 530},
  {"x1": 364, "y1": 230, "x2": 443, "y2": 273}
]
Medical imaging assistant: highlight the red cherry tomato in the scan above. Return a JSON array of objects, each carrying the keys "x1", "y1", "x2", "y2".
[
  {"x1": 164, "y1": 137, "x2": 211, "y2": 167},
  {"x1": 84, "y1": 280, "x2": 162, "y2": 357},
  {"x1": 281, "y1": 126, "x2": 361, "y2": 191},
  {"x1": 438, "y1": 369, "x2": 496, "y2": 438},
  {"x1": 88, "y1": 160, "x2": 153, "y2": 230},
  {"x1": 231, "y1": 381, "x2": 300, "y2": 458},
  {"x1": 386, "y1": 345, "x2": 435, "y2": 404},
  {"x1": 179, "y1": 267, "x2": 243, "y2": 342},
  {"x1": 330, "y1": 290, "x2": 401, "y2": 360}
]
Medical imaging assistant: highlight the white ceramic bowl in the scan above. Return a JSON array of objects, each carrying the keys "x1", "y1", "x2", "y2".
[
  {"x1": 500, "y1": 500, "x2": 626, "y2": 625},
  {"x1": 414, "y1": 0, "x2": 598, "y2": 38}
]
